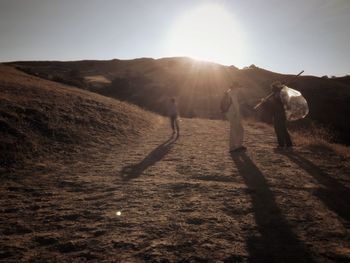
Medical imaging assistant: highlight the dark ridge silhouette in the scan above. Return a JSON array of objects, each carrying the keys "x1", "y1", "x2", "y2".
[
  {"x1": 279, "y1": 150, "x2": 350, "y2": 223},
  {"x1": 231, "y1": 151, "x2": 313, "y2": 263},
  {"x1": 120, "y1": 135, "x2": 178, "y2": 181},
  {"x1": 7, "y1": 58, "x2": 350, "y2": 145}
]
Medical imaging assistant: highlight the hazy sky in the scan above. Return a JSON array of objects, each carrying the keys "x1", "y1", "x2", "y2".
[{"x1": 1, "y1": 0, "x2": 349, "y2": 76}]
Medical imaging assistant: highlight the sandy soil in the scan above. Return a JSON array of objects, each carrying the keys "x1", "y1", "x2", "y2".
[{"x1": 1, "y1": 118, "x2": 349, "y2": 262}]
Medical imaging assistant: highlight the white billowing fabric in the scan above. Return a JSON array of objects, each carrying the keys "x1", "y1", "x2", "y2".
[
  {"x1": 280, "y1": 86, "x2": 309, "y2": 121},
  {"x1": 226, "y1": 89, "x2": 244, "y2": 151}
]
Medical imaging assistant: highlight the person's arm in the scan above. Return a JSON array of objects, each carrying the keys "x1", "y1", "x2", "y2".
[{"x1": 254, "y1": 92, "x2": 273, "y2": 110}]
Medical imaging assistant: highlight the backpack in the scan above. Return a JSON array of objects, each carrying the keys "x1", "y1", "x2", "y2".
[
  {"x1": 220, "y1": 91, "x2": 232, "y2": 113},
  {"x1": 280, "y1": 86, "x2": 309, "y2": 121}
]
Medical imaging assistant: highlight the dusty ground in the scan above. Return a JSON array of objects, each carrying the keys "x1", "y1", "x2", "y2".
[{"x1": 1, "y1": 118, "x2": 350, "y2": 262}]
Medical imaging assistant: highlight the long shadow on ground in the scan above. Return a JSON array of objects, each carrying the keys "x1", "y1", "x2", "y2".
[
  {"x1": 278, "y1": 150, "x2": 350, "y2": 223},
  {"x1": 231, "y1": 151, "x2": 313, "y2": 263},
  {"x1": 120, "y1": 135, "x2": 178, "y2": 181}
]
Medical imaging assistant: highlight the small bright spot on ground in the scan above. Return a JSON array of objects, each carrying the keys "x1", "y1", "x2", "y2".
[{"x1": 116, "y1": 211, "x2": 121, "y2": 216}]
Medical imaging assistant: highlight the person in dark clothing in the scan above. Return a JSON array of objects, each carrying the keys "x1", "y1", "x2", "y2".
[
  {"x1": 168, "y1": 97, "x2": 180, "y2": 136},
  {"x1": 268, "y1": 81, "x2": 293, "y2": 148}
]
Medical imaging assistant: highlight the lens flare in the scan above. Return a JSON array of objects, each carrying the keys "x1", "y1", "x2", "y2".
[{"x1": 166, "y1": 3, "x2": 246, "y2": 67}]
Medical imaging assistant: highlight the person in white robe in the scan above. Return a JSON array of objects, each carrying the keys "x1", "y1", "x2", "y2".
[{"x1": 225, "y1": 83, "x2": 245, "y2": 152}]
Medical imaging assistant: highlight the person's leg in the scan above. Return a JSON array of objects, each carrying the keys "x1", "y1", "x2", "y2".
[
  {"x1": 237, "y1": 119, "x2": 244, "y2": 148},
  {"x1": 175, "y1": 118, "x2": 179, "y2": 134},
  {"x1": 229, "y1": 119, "x2": 244, "y2": 151},
  {"x1": 170, "y1": 116, "x2": 175, "y2": 133},
  {"x1": 281, "y1": 122, "x2": 293, "y2": 147},
  {"x1": 229, "y1": 124, "x2": 236, "y2": 151},
  {"x1": 274, "y1": 118, "x2": 284, "y2": 147}
]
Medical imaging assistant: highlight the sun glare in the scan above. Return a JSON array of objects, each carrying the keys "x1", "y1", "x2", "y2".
[{"x1": 166, "y1": 4, "x2": 246, "y2": 67}]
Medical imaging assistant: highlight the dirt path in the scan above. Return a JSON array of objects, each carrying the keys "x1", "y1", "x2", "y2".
[{"x1": 1, "y1": 118, "x2": 350, "y2": 262}]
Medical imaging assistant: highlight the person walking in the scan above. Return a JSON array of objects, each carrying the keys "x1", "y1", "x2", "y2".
[
  {"x1": 267, "y1": 81, "x2": 293, "y2": 149},
  {"x1": 221, "y1": 82, "x2": 245, "y2": 152},
  {"x1": 168, "y1": 97, "x2": 180, "y2": 136}
]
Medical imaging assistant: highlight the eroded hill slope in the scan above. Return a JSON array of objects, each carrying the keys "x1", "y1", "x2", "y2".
[{"x1": 0, "y1": 65, "x2": 158, "y2": 169}]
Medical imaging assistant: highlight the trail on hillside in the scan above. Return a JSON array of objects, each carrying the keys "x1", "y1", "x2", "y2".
[{"x1": 1, "y1": 118, "x2": 350, "y2": 262}]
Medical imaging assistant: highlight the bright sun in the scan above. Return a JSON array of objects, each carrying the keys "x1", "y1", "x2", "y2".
[{"x1": 166, "y1": 4, "x2": 245, "y2": 67}]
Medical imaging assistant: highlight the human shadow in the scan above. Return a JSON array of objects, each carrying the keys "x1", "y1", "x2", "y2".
[
  {"x1": 230, "y1": 151, "x2": 313, "y2": 263},
  {"x1": 120, "y1": 135, "x2": 178, "y2": 181},
  {"x1": 278, "y1": 150, "x2": 350, "y2": 222}
]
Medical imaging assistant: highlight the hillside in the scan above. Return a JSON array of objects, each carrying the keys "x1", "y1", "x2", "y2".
[
  {"x1": 0, "y1": 65, "x2": 158, "y2": 169},
  {"x1": 8, "y1": 58, "x2": 350, "y2": 145},
  {"x1": 1, "y1": 117, "x2": 349, "y2": 262},
  {"x1": 0, "y1": 61, "x2": 349, "y2": 262}
]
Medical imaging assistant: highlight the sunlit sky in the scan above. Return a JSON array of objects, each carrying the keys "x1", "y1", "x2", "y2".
[{"x1": 1, "y1": 0, "x2": 349, "y2": 76}]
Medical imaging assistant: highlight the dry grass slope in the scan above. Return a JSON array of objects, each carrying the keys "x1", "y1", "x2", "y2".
[
  {"x1": 292, "y1": 129, "x2": 350, "y2": 164},
  {"x1": 0, "y1": 65, "x2": 158, "y2": 169}
]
